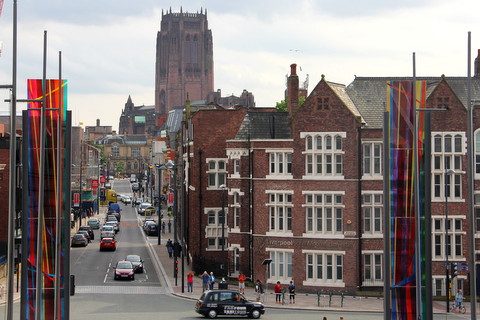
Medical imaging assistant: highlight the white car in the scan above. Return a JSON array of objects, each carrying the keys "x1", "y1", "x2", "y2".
[
  {"x1": 105, "y1": 221, "x2": 120, "y2": 233},
  {"x1": 100, "y1": 225, "x2": 115, "y2": 240},
  {"x1": 123, "y1": 196, "x2": 132, "y2": 204},
  {"x1": 138, "y1": 202, "x2": 152, "y2": 215}
]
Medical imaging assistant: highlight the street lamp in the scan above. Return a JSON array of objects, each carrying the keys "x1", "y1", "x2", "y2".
[
  {"x1": 156, "y1": 161, "x2": 173, "y2": 246},
  {"x1": 219, "y1": 184, "x2": 228, "y2": 277},
  {"x1": 444, "y1": 168, "x2": 455, "y2": 312}
]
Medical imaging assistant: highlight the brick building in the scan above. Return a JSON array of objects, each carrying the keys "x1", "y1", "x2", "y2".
[
  {"x1": 118, "y1": 96, "x2": 157, "y2": 136},
  {"x1": 155, "y1": 8, "x2": 214, "y2": 115},
  {"x1": 182, "y1": 53, "x2": 480, "y2": 295}
]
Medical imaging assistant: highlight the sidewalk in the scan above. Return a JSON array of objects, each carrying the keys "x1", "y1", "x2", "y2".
[{"x1": 149, "y1": 229, "x2": 470, "y2": 314}]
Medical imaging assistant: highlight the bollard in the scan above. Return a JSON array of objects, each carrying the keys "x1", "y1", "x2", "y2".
[
  {"x1": 70, "y1": 275, "x2": 75, "y2": 296},
  {"x1": 341, "y1": 292, "x2": 344, "y2": 307},
  {"x1": 328, "y1": 292, "x2": 332, "y2": 307}
]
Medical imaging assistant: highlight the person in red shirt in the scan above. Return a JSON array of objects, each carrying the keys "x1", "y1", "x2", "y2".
[
  {"x1": 238, "y1": 272, "x2": 246, "y2": 294},
  {"x1": 187, "y1": 271, "x2": 194, "y2": 293},
  {"x1": 274, "y1": 281, "x2": 283, "y2": 304}
]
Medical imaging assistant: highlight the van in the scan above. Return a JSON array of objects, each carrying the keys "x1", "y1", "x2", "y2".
[{"x1": 130, "y1": 174, "x2": 137, "y2": 183}]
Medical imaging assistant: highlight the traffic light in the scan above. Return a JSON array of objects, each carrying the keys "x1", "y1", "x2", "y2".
[{"x1": 450, "y1": 262, "x2": 458, "y2": 278}]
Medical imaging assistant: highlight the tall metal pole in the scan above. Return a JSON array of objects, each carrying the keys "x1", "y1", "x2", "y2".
[
  {"x1": 157, "y1": 166, "x2": 163, "y2": 245},
  {"x1": 53, "y1": 50, "x2": 62, "y2": 320},
  {"x1": 466, "y1": 31, "x2": 477, "y2": 319},
  {"x1": 173, "y1": 166, "x2": 178, "y2": 286},
  {"x1": 221, "y1": 187, "x2": 226, "y2": 276},
  {"x1": 383, "y1": 110, "x2": 391, "y2": 320},
  {"x1": 412, "y1": 52, "x2": 423, "y2": 320},
  {"x1": 79, "y1": 144, "x2": 83, "y2": 226},
  {"x1": 5, "y1": 1, "x2": 18, "y2": 319},
  {"x1": 445, "y1": 171, "x2": 450, "y2": 313},
  {"x1": 34, "y1": 30, "x2": 48, "y2": 320}
]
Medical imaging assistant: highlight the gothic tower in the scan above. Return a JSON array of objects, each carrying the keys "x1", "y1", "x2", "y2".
[{"x1": 155, "y1": 7, "x2": 214, "y2": 115}]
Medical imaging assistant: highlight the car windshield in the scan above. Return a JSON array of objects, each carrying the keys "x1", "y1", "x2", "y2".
[
  {"x1": 73, "y1": 235, "x2": 84, "y2": 239},
  {"x1": 116, "y1": 262, "x2": 132, "y2": 269},
  {"x1": 103, "y1": 226, "x2": 114, "y2": 231},
  {"x1": 140, "y1": 203, "x2": 151, "y2": 208},
  {"x1": 126, "y1": 255, "x2": 140, "y2": 262}
]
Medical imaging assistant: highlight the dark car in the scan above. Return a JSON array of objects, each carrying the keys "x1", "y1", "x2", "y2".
[
  {"x1": 125, "y1": 255, "x2": 144, "y2": 273},
  {"x1": 195, "y1": 290, "x2": 265, "y2": 319},
  {"x1": 76, "y1": 230, "x2": 91, "y2": 243},
  {"x1": 71, "y1": 234, "x2": 88, "y2": 247},
  {"x1": 113, "y1": 260, "x2": 135, "y2": 280},
  {"x1": 144, "y1": 223, "x2": 158, "y2": 236},
  {"x1": 79, "y1": 226, "x2": 94, "y2": 240}
]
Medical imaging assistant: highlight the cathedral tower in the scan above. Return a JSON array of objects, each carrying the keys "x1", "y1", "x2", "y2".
[{"x1": 155, "y1": 7, "x2": 214, "y2": 114}]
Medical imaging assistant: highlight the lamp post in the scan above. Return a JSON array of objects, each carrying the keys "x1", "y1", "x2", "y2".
[
  {"x1": 444, "y1": 168, "x2": 455, "y2": 312},
  {"x1": 156, "y1": 163, "x2": 167, "y2": 246},
  {"x1": 219, "y1": 184, "x2": 227, "y2": 277}
]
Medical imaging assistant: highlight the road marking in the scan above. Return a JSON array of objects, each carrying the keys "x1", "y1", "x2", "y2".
[
  {"x1": 103, "y1": 274, "x2": 108, "y2": 283},
  {"x1": 146, "y1": 275, "x2": 148, "y2": 280}
]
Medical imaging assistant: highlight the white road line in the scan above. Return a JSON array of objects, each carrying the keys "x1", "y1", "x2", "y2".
[
  {"x1": 103, "y1": 273, "x2": 108, "y2": 283},
  {"x1": 146, "y1": 275, "x2": 149, "y2": 280},
  {"x1": 108, "y1": 262, "x2": 111, "y2": 268}
]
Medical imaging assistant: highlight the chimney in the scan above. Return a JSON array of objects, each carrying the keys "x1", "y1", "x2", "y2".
[
  {"x1": 96, "y1": 118, "x2": 100, "y2": 127},
  {"x1": 287, "y1": 64, "x2": 299, "y2": 114},
  {"x1": 475, "y1": 49, "x2": 480, "y2": 78}
]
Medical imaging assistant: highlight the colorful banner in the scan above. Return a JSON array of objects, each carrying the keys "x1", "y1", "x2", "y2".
[
  {"x1": 0, "y1": 0, "x2": 4, "y2": 17},
  {"x1": 22, "y1": 79, "x2": 68, "y2": 319},
  {"x1": 386, "y1": 80, "x2": 427, "y2": 319}
]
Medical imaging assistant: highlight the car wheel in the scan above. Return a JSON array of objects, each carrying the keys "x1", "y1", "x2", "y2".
[
  {"x1": 250, "y1": 309, "x2": 261, "y2": 319},
  {"x1": 207, "y1": 309, "x2": 217, "y2": 319}
]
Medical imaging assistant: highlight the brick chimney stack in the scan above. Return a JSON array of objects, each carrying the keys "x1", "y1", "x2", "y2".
[
  {"x1": 287, "y1": 63, "x2": 299, "y2": 115},
  {"x1": 475, "y1": 49, "x2": 480, "y2": 77}
]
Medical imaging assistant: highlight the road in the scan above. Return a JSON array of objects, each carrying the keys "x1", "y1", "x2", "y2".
[{"x1": 0, "y1": 178, "x2": 470, "y2": 319}]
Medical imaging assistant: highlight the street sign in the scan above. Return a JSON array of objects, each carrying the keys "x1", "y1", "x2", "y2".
[
  {"x1": 73, "y1": 192, "x2": 80, "y2": 207},
  {"x1": 460, "y1": 262, "x2": 469, "y2": 271},
  {"x1": 91, "y1": 179, "x2": 99, "y2": 189},
  {"x1": 167, "y1": 192, "x2": 174, "y2": 206}
]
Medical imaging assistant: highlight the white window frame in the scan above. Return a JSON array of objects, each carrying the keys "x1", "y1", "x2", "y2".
[
  {"x1": 233, "y1": 159, "x2": 240, "y2": 176},
  {"x1": 431, "y1": 132, "x2": 465, "y2": 202},
  {"x1": 232, "y1": 191, "x2": 241, "y2": 230},
  {"x1": 302, "y1": 191, "x2": 345, "y2": 238},
  {"x1": 266, "y1": 150, "x2": 293, "y2": 179},
  {"x1": 131, "y1": 147, "x2": 140, "y2": 158},
  {"x1": 266, "y1": 191, "x2": 293, "y2": 236},
  {"x1": 112, "y1": 144, "x2": 120, "y2": 157},
  {"x1": 267, "y1": 249, "x2": 293, "y2": 284},
  {"x1": 362, "y1": 141, "x2": 382, "y2": 179},
  {"x1": 303, "y1": 250, "x2": 345, "y2": 287},
  {"x1": 475, "y1": 192, "x2": 480, "y2": 237},
  {"x1": 362, "y1": 251, "x2": 383, "y2": 286},
  {"x1": 204, "y1": 208, "x2": 228, "y2": 251},
  {"x1": 301, "y1": 132, "x2": 346, "y2": 180},
  {"x1": 431, "y1": 216, "x2": 466, "y2": 261},
  {"x1": 206, "y1": 158, "x2": 227, "y2": 190},
  {"x1": 474, "y1": 129, "x2": 480, "y2": 179},
  {"x1": 361, "y1": 191, "x2": 383, "y2": 238}
]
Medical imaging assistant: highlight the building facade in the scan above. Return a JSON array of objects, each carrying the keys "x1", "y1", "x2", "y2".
[
  {"x1": 118, "y1": 96, "x2": 158, "y2": 136},
  {"x1": 181, "y1": 57, "x2": 480, "y2": 295},
  {"x1": 85, "y1": 119, "x2": 112, "y2": 142},
  {"x1": 155, "y1": 8, "x2": 214, "y2": 115}
]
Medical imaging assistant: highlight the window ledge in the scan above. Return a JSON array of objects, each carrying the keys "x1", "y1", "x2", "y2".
[
  {"x1": 266, "y1": 231, "x2": 294, "y2": 237},
  {"x1": 361, "y1": 234, "x2": 383, "y2": 239},
  {"x1": 361, "y1": 175, "x2": 383, "y2": 180},
  {"x1": 302, "y1": 233, "x2": 345, "y2": 239},
  {"x1": 230, "y1": 227, "x2": 241, "y2": 233},
  {"x1": 432, "y1": 257, "x2": 466, "y2": 262},
  {"x1": 230, "y1": 174, "x2": 241, "y2": 179},
  {"x1": 302, "y1": 175, "x2": 345, "y2": 180},
  {"x1": 302, "y1": 280, "x2": 345, "y2": 288},
  {"x1": 265, "y1": 174, "x2": 293, "y2": 180},
  {"x1": 362, "y1": 281, "x2": 384, "y2": 287},
  {"x1": 267, "y1": 278, "x2": 292, "y2": 285},
  {"x1": 431, "y1": 198, "x2": 465, "y2": 203}
]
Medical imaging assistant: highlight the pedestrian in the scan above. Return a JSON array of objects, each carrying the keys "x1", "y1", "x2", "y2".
[
  {"x1": 274, "y1": 281, "x2": 282, "y2": 304},
  {"x1": 238, "y1": 272, "x2": 246, "y2": 294},
  {"x1": 166, "y1": 239, "x2": 173, "y2": 258},
  {"x1": 255, "y1": 279, "x2": 264, "y2": 302},
  {"x1": 202, "y1": 271, "x2": 210, "y2": 292},
  {"x1": 455, "y1": 289, "x2": 464, "y2": 308},
  {"x1": 168, "y1": 220, "x2": 172, "y2": 233},
  {"x1": 187, "y1": 271, "x2": 194, "y2": 293},
  {"x1": 162, "y1": 221, "x2": 166, "y2": 234},
  {"x1": 209, "y1": 272, "x2": 216, "y2": 290},
  {"x1": 288, "y1": 280, "x2": 296, "y2": 304}
]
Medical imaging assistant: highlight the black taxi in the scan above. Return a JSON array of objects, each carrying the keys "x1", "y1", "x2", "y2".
[{"x1": 195, "y1": 290, "x2": 265, "y2": 319}]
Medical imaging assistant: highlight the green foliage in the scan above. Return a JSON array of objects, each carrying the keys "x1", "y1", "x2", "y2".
[
  {"x1": 275, "y1": 96, "x2": 306, "y2": 112},
  {"x1": 115, "y1": 162, "x2": 125, "y2": 174}
]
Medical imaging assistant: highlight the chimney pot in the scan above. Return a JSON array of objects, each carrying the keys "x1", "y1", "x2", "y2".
[{"x1": 290, "y1": 64, "x2": 297, "y2": 76}]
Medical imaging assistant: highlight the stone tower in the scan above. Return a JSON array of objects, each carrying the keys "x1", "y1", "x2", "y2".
[{"x1": 155, "y1": 7, "x2": 214, "y2": 115}]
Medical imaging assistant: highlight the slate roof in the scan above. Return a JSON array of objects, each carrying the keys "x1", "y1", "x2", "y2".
[
  {"x1": 326, "y1": 81, "x2": 363, "y2": 121},
  {"x1": 124, "y1": 135, "x2": 147, "y2": 144},
  {"x1": 346, "y1": 76, "x2": 480, "y2": 129},
  {"x1": 235, "y1": 111, "x2": 291, "y2": 140}
]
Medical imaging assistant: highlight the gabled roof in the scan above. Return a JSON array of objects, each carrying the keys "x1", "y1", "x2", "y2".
[
  {"x1": 346, "y1": 76, "x2": 480, "y2": 128},
  {"x1": 235, "y1": 111, "x2": 291, "y2": 140},
  {"x1": 326, "y1": 81, "x2": 363, "y2": 121}
]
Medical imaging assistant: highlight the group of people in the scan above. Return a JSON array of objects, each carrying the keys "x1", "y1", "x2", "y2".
[
  {"x1": 161, "y1": 220, "x2": 172, "y2": 234},
  {"x1": 254, "y1": 278, "x2": 295, "y2": 304},
  {"x1": 201, "y1": 271, "x2": 217, "y2": 291}
]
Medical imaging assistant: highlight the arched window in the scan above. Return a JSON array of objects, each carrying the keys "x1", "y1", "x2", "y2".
[
  {"x1": 306, "y1": 136, "x2": 312, "y2": 150},
  {"x1": 335, "y1": 135, "x2": 342, "y2": 150},
  {"x1": 316, "y1": 136, "x2": 322, "y2": 150},
  {"x1": 325, "y1": 136, "x2": 332, "y2": 150}
]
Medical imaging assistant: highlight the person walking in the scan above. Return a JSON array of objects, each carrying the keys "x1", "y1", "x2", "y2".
[
  {"x1": 455, "y1": 289, "x2": 464, "y2": 309},
  {"x1": 187, "y1": 271, "x2": 194, "y2": 293},
  {"x1": 162, "y1": 221, "x2": 166, "y2": 234},
  {"x1": 208, "y1": 272, "x2": 216, "y2": 290},
  {"x1": 255, "y1": 279, "x2": 264, "y2": 302},
  {"x1": 168, "y1": 220, "x2": 172, "y2": 233},
  {"x1": 274, "y1": 281, "x2": 282, "y2": 304},
  {"x1": 288, "y1": 280, "x2": 296, "y2": 304},
  {"x1": 238, "y1": 272, "x2": 246, "y2": 294},
  {"x1": 202, "y1": 271, "x2": 210, "y2": 292},
  {"x1": 166, "y1": 239, "x2": 173, "y2": 258}
]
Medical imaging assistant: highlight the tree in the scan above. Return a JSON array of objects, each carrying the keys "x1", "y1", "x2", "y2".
[{"x1": 275, "y1": 97, "x2": 305, "y2": 112}]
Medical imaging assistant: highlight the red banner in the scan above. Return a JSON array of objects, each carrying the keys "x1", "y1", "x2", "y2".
[
  {"x1": 100, "y1": 176, "x2": 105, "y2": 184},
  {"x1": 73, "y1": 192, "x2": 80, "y2": 208},
  {"x1": 91, "y1": 179, "x2": 99, "y2": 189}
]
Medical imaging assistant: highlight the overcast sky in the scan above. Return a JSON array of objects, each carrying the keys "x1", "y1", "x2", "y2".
[{"x1": 0, "y1": 0, "x2": 478, "y2": 131}]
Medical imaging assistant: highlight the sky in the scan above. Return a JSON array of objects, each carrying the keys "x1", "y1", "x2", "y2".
[{"x1": 0, "y1": 0, "x2": 479, "y2": 132}]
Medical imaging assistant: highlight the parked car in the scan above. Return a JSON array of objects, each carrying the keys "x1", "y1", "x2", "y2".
[
  {"x1": 125, "y1": 255, "x2": 144, "y2": 273},
  {"x1": 195, "y1": 290, "x2": 265, "y2": 319},
  {"x1": 79, "y1": 226, "x2": 94, "y2": 240},
  {"x1": 138, "y1": 202, "x2": 152, "y2": 215},
  {"x1": 113, "y1": 260, "x2": 135, "y2": 280},
  {"x1": 123, "y1": 196, "x2": 132, "y2": 204},
  {"x1": 99, "y1": 237, "x2": 117, "y2": 251},
  {"x1": 87, "y1": 218, "x2": 100, "y2": 229},
  {"x1": 71, "y1": 234, "x2": 88, "y2": 247},
  {"x1": 76, "y1": 230, "x2": 91, "y2": 243},
  {"x1": 105, "y1": 221, "x2": 119, "y2": 233}
]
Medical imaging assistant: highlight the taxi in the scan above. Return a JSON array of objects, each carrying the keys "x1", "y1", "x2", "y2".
[{"x1": 195, "y1": 290, "x2": 265, "y2": 319}]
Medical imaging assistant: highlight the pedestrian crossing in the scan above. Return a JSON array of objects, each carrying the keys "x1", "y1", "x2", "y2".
[{"x1": 75, "y1": 285, "x2": 166, "y2": 295}]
